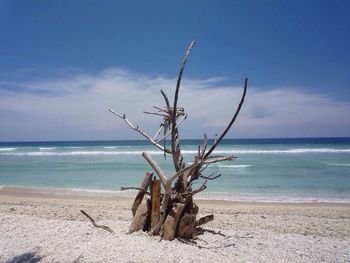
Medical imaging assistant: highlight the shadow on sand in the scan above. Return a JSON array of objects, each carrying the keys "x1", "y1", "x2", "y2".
[{"x1": 6, "y1": 251, "x2": 43, "y2": 263}]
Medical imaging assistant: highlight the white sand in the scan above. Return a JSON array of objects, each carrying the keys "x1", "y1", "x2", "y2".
[{"x1": 0, "y1": 189, "x2": 349, "y2": 262}]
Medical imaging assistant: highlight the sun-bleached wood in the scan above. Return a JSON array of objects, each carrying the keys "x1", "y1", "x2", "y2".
[
  {"x1": 81, "y1": 210, "x2": 114, "y2": 234},
  {"x1": 131, "y1": 172, "x2": 152, "y2": 217},
  {"x1": 108, "y1": 41, "x2": 248, "y2": 240},
  {"x1": 162, "y1": 203, "x2": 185, "y2": 241},
  {"x1": 128, "y1": 201, "x2": 149, "y2": 233}
]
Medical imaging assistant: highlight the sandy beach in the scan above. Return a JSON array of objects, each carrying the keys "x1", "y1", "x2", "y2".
[{"x1": 0, "y1": 188, "x2": 349, "y2": 263}]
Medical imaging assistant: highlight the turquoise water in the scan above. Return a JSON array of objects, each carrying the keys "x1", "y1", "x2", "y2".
[{"x1": 0, "y1": 138, "x2": 350, "y2": 202}]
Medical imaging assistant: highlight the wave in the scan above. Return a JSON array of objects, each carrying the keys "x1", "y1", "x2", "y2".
[
  {"x1": 0, "y1": 186, "x2": 133, "y2": 198},
  {"x1": 66, "y1": 146, "x2": 84, "y2": 149},
  {"x1": 217, "y1": 164, "x2": 252, "y2": 168},
  {"x1": 0, "y1": 150, "x2": 150, "y2": 156},
  {"x1": 103, "y1": 146, "x2": 118, "y2": 149},
  {"x1": 327, "y1": 163, "x2": 350, "y2": 167},
  {"x1": 210, "y1": 148, "x2": 350, "y2": 154},
  {"x1": 197, "y1": 192, "x2": 350, "y2": 203},
  {"x1": 39, "y1": 147, "x2": 56, "y2": 150},
  {"x1": 1, "y1": 148, "x2": 349, "y2": 156},
  {"x1": 0, "y1": 147, "x2": 17, "y2": 151},
  {"x1": 180, "y1": 148, "x2": 350, "y2": 154}
]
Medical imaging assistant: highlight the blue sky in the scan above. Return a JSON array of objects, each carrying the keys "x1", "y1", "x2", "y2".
[{"x1": 0, "y1": 0, "x2": 350, "y2": 141}]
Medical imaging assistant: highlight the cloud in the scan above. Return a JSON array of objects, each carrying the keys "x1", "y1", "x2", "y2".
[{"x1": 0, "y1": 68, "x2": 349, "y2": 141}]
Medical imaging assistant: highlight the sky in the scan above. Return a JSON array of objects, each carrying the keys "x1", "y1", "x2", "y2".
[{"x1": 0, "y1": 0, "x2": 350, "y2": 141}]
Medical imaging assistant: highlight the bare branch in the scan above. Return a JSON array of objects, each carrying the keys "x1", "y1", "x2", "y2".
[
  {"x1": 200, "y1": 133, "x2": 208, "y2": 157},
  {"x1": 109, "y1": 109, "x2": 171, "y2": 154},
  {"x1": 81, "y1": 210, "x2": 114, "y2": 234},
  {"x1": 204, "y1": 78, "x2": 248, "y2": 158},
  {"x1": 171, "y1": 40, "x2": 195, "y2": 171},
  {"x1": 160, "y1": 89, "x2": 171, "y2": 110},
  {"x1": 199, "y1": 172, "x2": 222, "y2": 180},
  {"x1": 153, "y1": 106, "x2": 170, "y2": 114},
  {"x1": 203, "y1": 155, "x2": 236, "y2": 164},
  {"x1": 191, "y1": 180, "x2": 207, "y2": 195},
  {"x1": 199, "y1": 163, "x2": 210, "y2": 173},
  {"x1": 142, "y1": 151, "x2": 168, "y2": 186},
  {"x1": 173, "y1": 40, "x2": 196, "y2": 117},
  {"x1": 153, "y1": 126, "x2": 164, "y2": 141},
  {"x1": 143, "y1": 111, "x2": 169, "y2": 117}
]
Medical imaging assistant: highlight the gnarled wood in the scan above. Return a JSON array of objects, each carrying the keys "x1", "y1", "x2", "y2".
[
  {"x1": 195, "y1": 214, "x2": 214, "y2": 227},
  {"x1": 177, "y1": 213, "x2": 197, "y2": 239},
  {"x1": 162, "y1": 203, "x2": 185, "y2": 241},
  {"x1": 128, "y1": 201, "x2": 149, "y2": 233},
  {"x1": 81, "y1": 210, "x2": 114, "y2": 234},
  {"x1": 131, "y1": 172, "x2": 152, "y2": 217},
  {"x1": 109, "y1": 41, "x2": 248, "y2": 240}
]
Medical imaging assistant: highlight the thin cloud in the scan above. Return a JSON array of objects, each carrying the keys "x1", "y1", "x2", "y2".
[{"x1": 0, "y1": 68, "x2": 349, "y2": 141}]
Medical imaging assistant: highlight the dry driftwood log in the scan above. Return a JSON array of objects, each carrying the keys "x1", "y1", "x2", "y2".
[{"x1": 110, "y1": 40, "x2": 248, "y2": 240}]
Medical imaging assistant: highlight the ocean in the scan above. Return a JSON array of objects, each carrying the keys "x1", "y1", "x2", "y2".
[{"x1": 0, "y1": 138, "x2": 349, "y2": 203}]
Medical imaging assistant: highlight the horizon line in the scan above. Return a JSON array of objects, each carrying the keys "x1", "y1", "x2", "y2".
[{"x1": 1, "y1": 136, "x2": 350, "y2": 144}]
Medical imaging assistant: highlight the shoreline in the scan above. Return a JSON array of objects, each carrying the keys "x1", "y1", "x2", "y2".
[{"x1": 1, "y1": 185, "x2": 350, "y2": 205}]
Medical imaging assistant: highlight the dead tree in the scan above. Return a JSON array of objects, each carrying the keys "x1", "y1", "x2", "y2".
[{"x1": 109, "y1": 40, "x2": 248, "y2": 240}]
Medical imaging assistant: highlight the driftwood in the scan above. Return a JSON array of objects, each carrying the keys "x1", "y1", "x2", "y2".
[
  {"x1": 131, "y1": 172, "x2": 152, "y2": 216},
  {"x1": 110, "y1": 41, "x2": 248, "y2": 240},
  {"x1": 80, "y1": 210, "x2": 114, "y2": 234},
  {"x1": 150, "y1": 179, "x2": 161, "y2": 228},
  {"x1": 128, "y1": 201, "x2": 149, "y2": 233},
  {"x1": 196, "y1": 214, "x2": 214, "y2": 227},
  {"x1": 162, "y1": 203, "x2": 185, "y2": 240},
  {"x1": 177, "y1": 213, "x2": 197, "y2": 239}
]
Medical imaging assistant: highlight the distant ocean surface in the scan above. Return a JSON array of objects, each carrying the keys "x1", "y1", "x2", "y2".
[{"x1": 1, "y1": 138, "x2": 350, "y2": 203}]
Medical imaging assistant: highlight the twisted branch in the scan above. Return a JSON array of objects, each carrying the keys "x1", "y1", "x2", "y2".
[{"x1": 81, "y1": 210, "x2": 114, "y2": 234}]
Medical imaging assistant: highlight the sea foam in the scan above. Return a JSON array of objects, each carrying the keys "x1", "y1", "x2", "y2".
[
  {"x1": 39, "y1": 147, "x2": 56, "y2": 150},
  {"x1": 0, "y1": 148, "x2": 17, "y2": 151},
  {"x1": 1, "y1": 148, "x2": 349, "y2": 156},
  {"x1": 217, "y1": 164, "x2": 252, "y2": 168}
]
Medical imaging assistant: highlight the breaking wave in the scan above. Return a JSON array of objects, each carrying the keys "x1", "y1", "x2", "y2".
[
  {"x1": 327, "y1": 163, "x2": 350, "y2": 167},
  {"x1": 0, "y1": 148, "x2": 17, "y2": 151},
  {"x1": 217, "y1": 164, "x2": 252, "y2": 168},
  {"x1": 39, "y1": 147, "x2": 56, "y2": 150},
  {"x1": 1, "y1": 148, "x2": 349, "y2": 156}
]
